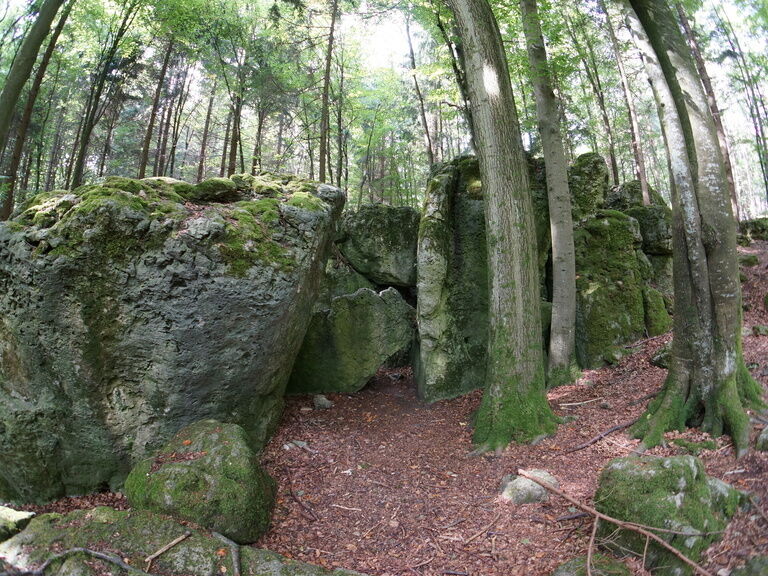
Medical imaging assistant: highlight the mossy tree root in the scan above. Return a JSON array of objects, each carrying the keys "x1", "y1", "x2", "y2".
[
  {"x1": 546, "y1": 360, "x2": 581, "y2": 388},
  {"x1": 632, "y1": 360, "x2": 764, "y2": 457}
]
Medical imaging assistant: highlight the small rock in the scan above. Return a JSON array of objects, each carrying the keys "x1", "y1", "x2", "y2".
[
  {"x1": 756, "y1": 427, "x2": 768, "y2": 452},
  {"x1": 752, "y1": 325, "x2": 768, "y2": 336},
  {"x1": 0, "y1": 507, "x2": 34, "y2": 542},
  {"x1": 313, "y1": 395, "x2": 334, "y2": 410},
  {"x1": 500, "y1": 469, "x2": 559, "y2": 505},
  {"x1": 600, "y1": 402, "x2": 612, "y2": 410}
]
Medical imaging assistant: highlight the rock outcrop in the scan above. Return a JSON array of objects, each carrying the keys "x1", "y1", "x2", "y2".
[
  {"x1": 337, "y1": 204, "x2": 420, "y2": 286},
  {"x1": 568, "y1": 152, "x2": 609, "y2": 221},
  {"x1": 125, "y1": 420, "x2": 275, "y2": 544},
  {"x1": 0, "y1": 174, "x2": 343, "y2": 503},
  {"x1": 288, "y1": 287, "x2": 415, "y2": 394},
  {"x1": 0, "y1": 506, "x2": 365, "y2": 576},
  {"x1": 595, "y1": 456, "x2": 743, "y2": 575}
]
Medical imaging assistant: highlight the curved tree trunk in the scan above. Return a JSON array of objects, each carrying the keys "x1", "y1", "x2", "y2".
[
  {"x1": 446, "y1": 0, "x2": 557, "y2": 450},
  {"x1": 520, "y1": 0, "x2": 578, "y2": 385},
  {"x1": 624, "y1": 0, "x2": 761, "y2": 457}
]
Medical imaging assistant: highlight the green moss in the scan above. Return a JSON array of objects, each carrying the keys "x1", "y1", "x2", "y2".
[
  {"x1": 188, "y1": 178, "x2": 238, "y2": 202},
  {"x1": 672, "y1": 438, "x2": 717, "y2": 455},
  {"x1": 643, "y1": 287, "x2": 673, "y2": 336},
  {"x1": 287, "y1": 191, "x2": 325, "y2": 212},
  {"x1": 739, "y1": 254, "x2": 759, "y2": 267}
]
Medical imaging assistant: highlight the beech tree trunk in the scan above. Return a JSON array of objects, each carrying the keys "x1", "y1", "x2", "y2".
[
  {"x1": 219, "y1": 109, "x2": 232, "y2": 177},
  {"x1": 0, "y1": 0, "x2": 66, "y2": 156},
  {"x1": 624, "y1": 0, "x2": 761, "y2": 457},
  {"x1": 406, "y1": 16, "x2": 435, "y2": 166},
  {"x1": 1, "y1": 0, "x2": 71, "y2": 219},
  {"x1": 197, "y1": 80, "x2": 217, "y2": 182},
  {"x1": 446, "y1": 0, "x2": 557, "y2": 449},
  {"x1": 138, "y1": 37, "x2": 174, "y2": 179},
  {"x1": 318, "y1": 0, "x2": 338, "y2": 183},
  {"x1": 520, "y1": 0, "x2": 578, "y2": 385}
]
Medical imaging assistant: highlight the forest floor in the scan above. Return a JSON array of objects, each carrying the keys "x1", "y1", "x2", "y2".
[{"x1": 21, "y1": 241, "x2": 768, "y2": 576}]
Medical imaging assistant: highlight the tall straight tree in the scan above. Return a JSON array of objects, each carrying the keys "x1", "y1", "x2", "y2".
[
  {"x1": 624, "y1": 0, "x2": 762, "y2": 456},
  {"x1": 138, "y1": 37, "x2": 174, "y2": 179},
  {"x1": 519, "y1": 0, "x2": 577, "y2": 385},
  {"x1": 318, "y1": 0, "x2": 339, "y2": 183},
  {"x1": 445, "y1": 0, "x2": 557, "y2": 450},
  {"x1": 0, "y1": 0, "x2": 67, "y2": 160}
]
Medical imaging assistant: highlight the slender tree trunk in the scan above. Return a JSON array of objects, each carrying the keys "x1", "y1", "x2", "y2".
[
  {"x1": 446, "y1": 0, "x2": 557, "y2": 450},
  {"x1": 624, "y1": 0, "x2": 761, "y2": 457},
  {"x1": 335, "y1": 53, "x2": 345, "y2": 188},
  {"x1": 1, "y1": 0, "x2": 71, "y2": 218},
  {"x1": 520, "y1": 0, "x2": 578, "y2": 385},
  {"x1": 318, "y1": 0, "x2": 339, "y2": 183},
  {"x1": 219, "y1": 109, "x2": 232, "y2": 177},
  {"x1": 599, "y1": 0, "x2": 650, "y2": 204},
  {"x1": 227, "y1": 95, "x2": 242, "y2": 176},
  {"x1": 197, "y1": 80, "x2": 217, "y2": 182},
  {"x1": 168, "y1": 64, "x2": 191, "y2": 177},
  {"x1": 251, "y1": 106, "x2": 267, "y2": 174},
  {"x1": 0, "y1": 0, "x2": 66, "y2": 156},
  {"x1": 138, "y1": 37, "x2": 174, "y2": 179},
  {"x1": 46, "y1": 112, "x2": 65, "y2": 190},
  {"x1": 406, "y1": 16, "x2": 435, "y2": 165},
  {"x1": 157, "y1": 94, "x2": 175, "y2": 177}
]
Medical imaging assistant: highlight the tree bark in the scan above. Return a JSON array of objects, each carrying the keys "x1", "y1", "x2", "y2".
[
  {"x1": 138, "y1": 37, "x2": 174, "y2": 179},
  {"x1": 624, "y1": 0, "x2": 761, "y2": 457},
  {"x1": 406, "y1": 16, "x2": 435, "y2": 166},
  {"x1": 520, "y1": 0, "x2": 578, "y2": 385},
  {"x1": 197, "y1": 80, "x2": 217, "y2": 182},
  {"x1": 0, "y1": 0, "x2": 66, "y2": 156},
  {"x1": 219, "y1": 108, "x2": 232, "y2": 178},
  {"x1": 446, "y1": 0, "x2": 557, "y2": 449},
  {"x1": 318, "y1": 0, "x2": 338, "y2": 183},
  {"x1": 1, "y1": 0, "x2": 71, "y2": 219}
]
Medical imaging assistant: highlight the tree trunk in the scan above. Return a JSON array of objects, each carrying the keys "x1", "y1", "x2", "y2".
[
  {"x1": 197, "y1": 80, "x2": 217, "y2": 182},
  {"x1": 1, "y1": 0, "x2": 71, "y2": 219},
  {"x1": 406, "y1": 16, "x2": 435, "y2": 166},
  {"x1": 520, "y1": 0, "x2": 578, "y2": 385},
  {"x1": 446, "y1": 0, "x2": 557, "y2": 449},
  {"x1": 251, "y1": 106, "x2": 267, "y2": 174},
  {"x1": 138, "y1": 37, "x2": 174, "y2": 179},
  {"x1": 318, "y1": 0, "x2": 339, "y2": 183},
  {"x1": 219, "y1": 109, "x2": 232, "y2": 178},
  {"x1": 0, "y1": 0, "x2": 66, "y2": 156},
  {"x1": 599, "y1": 0, "x2": 650, "y2": 204},
  {"x1": 624, "y1": 0, "x2": 761, "y2": 457},
  {"x1": 227, "y1": 95, "x2": 242, "y2": 177}
]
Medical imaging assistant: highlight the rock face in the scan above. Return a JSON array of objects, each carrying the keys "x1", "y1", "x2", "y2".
[
  {"x1": 415, "y1": 158, "x2": 490, "y2": 401},
  {"x1": 125, "y1": 420, "x2": 275, "y2": 544},
  {"x1": 574, "y1": 210, "x2": 671, "y2": 368},
  {"x1": 0, "y1": 506, "x2": 365, "y2": 576},
  {"x1": 0, "y1": 174, "x2": 344, "y2": 503},
  {"x1": 337, "y1": 204, "x2": 420, "y2": 286},
  {"x1": 568, "y1": 153, "x2": 609, "y2": 220},
  {"x1": 288, "y1": 287, "x2": 415, "y2": 394},
  {"x1": 595, "y1": 456, "x2": 742, "y2": 576}
]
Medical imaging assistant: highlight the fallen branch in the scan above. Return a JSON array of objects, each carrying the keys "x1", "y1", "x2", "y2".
[
  {"x1": 408, "y1": 556, "x2": 435, "y2": 569},
  {"x1": 586, "y1": 518, "x2": 599, "y2": 576},
  {"x1": 331, "y1": 504, "x2": 362, "y2": 512},
  {"x1": 145, "y1": 531, "x2": 192, "y2": 571},
  {"x1": 565, "y1": 419, "x2": 638, "y2": 453},
  {"x1": 213, "y1": 532, "x2": 241, "y2": 576},
  {"x1": 623, "y1": 332, "x2": 669, "y2": 348},
  {"x1": 629, "y1": 391, "x2": 658, "y2": 406},
  {"x1": 559, "y1": 398, "x2": 602, "y2": 408},
  {"x1": 517, "y1": 470, "x2": 714, "y2": 576},
  {"x1": 284, "y1": 466, "x2": 319, "y2": 521},
  {"x1": 464, "y1": 512, "x2": 501, "y2": 545}
]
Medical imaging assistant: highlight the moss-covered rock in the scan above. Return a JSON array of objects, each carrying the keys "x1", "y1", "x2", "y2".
[
  {"x1": 758, "y1": 427, "x2": 768, "y2": 451},
  {"x1": 0, "y1": 175, "x2": 344, "y2": 504},
  {"x1": 0, "y1": 507, "x2": 34, "y2": 542},
  {"x1": 595, "y1": 455, "x2": 743, "y2": 575},
  {"x1": 185, "y1": 177, "x2": 240, "y2": 202},
  {"x1": 317, "y1": 256, "x2": 375, "y2": 308},
  {"x1": 551, "y1": 554, "x2": 631, "y2": 576},
  {"x1": 624, "y1": 204, "x2": 673, "y2": 256},
  {"x1": 574, "y1": 211, "x2": 647, "y2": 368},
  {"x1": 732, "y1": 555, "x2": 768, "y2": 575},
  {"x1": 125, "y1": 420, "x2": 275, "y2": 544},
  {"x1": 604, "y1": 180, "x2": 668, "y2": 212},
  {"x1": 287, "y1": 288, "x2": 415, "y2": 394},
  {"x1": 643, "y1": 287, "x2": 673, "y2": 336},
  {"x1": 742, "y1": 217, "x2": 768, "y2": 242},
  {"x1": 568, "y1": 153, "x2": 609, "y2": 221},
  {"x1": 0, "y1": 507, "x2": 365, "y2": 576},
  {"x1": 338, "y1": 204, "x2": 420, "y2": 286}
]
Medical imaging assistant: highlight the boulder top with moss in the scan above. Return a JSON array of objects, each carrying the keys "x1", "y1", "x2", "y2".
[{"x1": 0, "y1": 173, "x2": 344, "y2": 504}]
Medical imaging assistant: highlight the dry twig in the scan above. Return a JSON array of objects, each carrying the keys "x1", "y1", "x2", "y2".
[
  {"x1": 565, "y1": 419, "x2": 638, "y2": 453},
  {"x1": 145, "y1": 531, "x2": 191, "y2": 571},
  {"x1": 464, "y1": 512, "x2": 502, "y2": 545}
]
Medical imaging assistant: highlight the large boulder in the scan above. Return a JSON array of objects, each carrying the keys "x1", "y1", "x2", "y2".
[
  {"x1": 568, "y1": 153, "x2": 609, "y2": 221},
  {"x1": 574, "y1": 210, "x2": 670, "y2": 368},
  {"x1": 415, "y1": 158, "x2": 490, "y2": 401},
  {"x1": 604, "y1": 180, "x2": 667, "y2": 212},
  {"x1": 595, "y1": 456, "x2": 743, "y2": 575},
  {"x1": 125, "y1": 420, "x2": 275, "y2": 544},
  {"x1": 288, "y1": 287, "x2": 415, "y2": 394},
  {"x1": 0, "y1": 506, "x2": 365, "y2": 576},
  {"x1": 0, "y1": 507, "x2": 34, "y2": 542},
  {"x1": 0, "y1": 174, "x2": 344, "y2": 503},
  {"x1": 337, "y1": 204, "x2": 420, "y2": 286}
]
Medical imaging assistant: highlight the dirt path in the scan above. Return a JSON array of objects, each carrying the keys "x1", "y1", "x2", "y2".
[{"x1": 258, "y1": 240, "x2": 768, "y2": 576}]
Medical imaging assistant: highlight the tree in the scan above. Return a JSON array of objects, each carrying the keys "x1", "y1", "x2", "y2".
[
  {"x1": 519, "y1": 0, "x2": 577, "y2": 386},
  {"x1": 445, "y1": 0, "x2": 557, "y2": 450},
  {"x1": 624, "y1": 0, "x2": 763, "y2": 456},
  {"x1": 0, "y1": 0, "x2": 67, "y2": 165}
]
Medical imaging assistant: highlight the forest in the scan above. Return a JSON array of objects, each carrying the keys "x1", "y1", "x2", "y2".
[{"x1": 0, "y1": 0, "x2": 767, "y2": 575}]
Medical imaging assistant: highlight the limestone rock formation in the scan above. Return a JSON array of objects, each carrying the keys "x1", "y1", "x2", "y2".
[
  {"x1": 595, "y1": 455, "x2": 743, "y2": 575},
  {"x1": 0, "y1": 174, "x2": 343, "y2": 503},
  {"x1": 125, "y1": 420, "x2": 275, "y2": 544},
  {"x1": 0, "y1": 506, "x2": 365, "y2": 576},
  {"x1": 337, "y1": 204, "x2": 420, "y2": 286},
  {"x1": 568, "y1": 153, "x2": 609, "y2": 221},
  {"x1": 288, "y1": 287, "x2": 415, "y2": 394}
]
